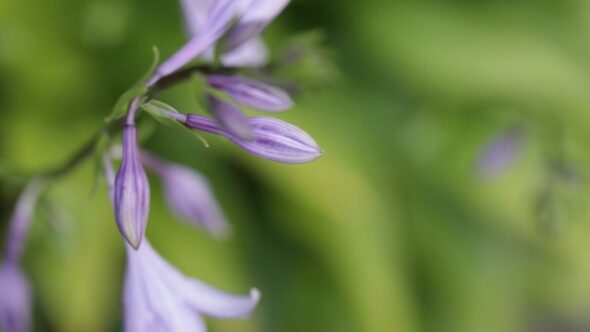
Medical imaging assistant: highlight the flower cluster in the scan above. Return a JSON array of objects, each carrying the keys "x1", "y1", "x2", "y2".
[{"x1": 0, "y1": 0, "x2": 323, "y2": 331}]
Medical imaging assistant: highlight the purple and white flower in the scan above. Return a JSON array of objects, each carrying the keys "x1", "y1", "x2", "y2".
[
  {"x1": 140, "y1": 152, "x2": 231, "y2": 238},
  {"x1": 184, "y1": 114, "x2": 322, "y2": 164},
  {"x1": 4, "y1": 179, "x2": 45, "y2": 263},
  {"x1": 124, "y1": 241, "x2": 260, "y2": 332},
  {"x1": 0, "y1": 178, "x2": 44, "y2": 332},
  {"x1": 208, "y1": 75, "x2": 293, "y2": 112},
  {"x1": 207, "y1": 94, "x2": 254, "y2": 141},
  {"x1": 114, "y1": 125, "x2": 151, "y2": 249},
  {"x1": 178, "y1": 0, "x2": 290, "y2": 68},
  {"x1": 224, "y1": 0, "x2": 291, "y2": 53},
  {"x1": 0, "y1": 262, "x2": 31, "y2": 332},
  {"x1": 151, "y1": 0, "x2": 239, "y2": 84}
]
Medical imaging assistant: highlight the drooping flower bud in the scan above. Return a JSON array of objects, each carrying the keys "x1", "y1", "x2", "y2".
[
  {"x1": 208, "y1": 94, "x2": 254, "y2": 141},
  {"x1": 114, "y1": 125, "x2": 150, "y2": 249},
  {"x1": 184, "y1": 115, "x2": 322, "y2": 164},
  {"x1": 208, "y1": 75, "x2": 293, "y2": 112},
  {"x1": 0, "y1": 262, "x2": 31, "y2": 332},
  {"x1": 140, "y1": 152, "x2": 231, "y2": 239},
  {"x1": 4, "y1": 179, "x2": 45, "y2": 263}
]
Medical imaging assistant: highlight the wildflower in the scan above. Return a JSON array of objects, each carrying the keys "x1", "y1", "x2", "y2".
[
  {"x1": 4, "y1": 179, "x2": 45, "y2": 263},
  {"x1": 224, "y1": 0, "x2": 291, "y2": 53},
  {"x1": 0, "y1": 179, "x2": 44, "y2": 332},
  {"x1": 140, "y1": 152, "x2": 231, "y2": 238},
  {"x1": 152, "y1": 0, "x2": 239, "y2": 84},
  {"x1": 114, "y1": 125, "x2": 150, "y2": 249},
  {"x1": 179, "y1": 0, "x2": 285, "y2": 67},
  {"x1": 208, "y1": 75, "x2": 293, "y2": 112},
  {"x1": 0, "y1": 262, "x2": 31, "y2": 332},
  {"x1": 184, "y1": 114, "x2": 322, "y2": 164},
  {"x1": 207, "y1": 94, "x2": 254, "y2": 141},
  {"x1": 124, "y1": 241, "x2": 260, "y2": 332}
]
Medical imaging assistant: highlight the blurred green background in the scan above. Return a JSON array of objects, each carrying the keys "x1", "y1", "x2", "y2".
[{"x1": 3, "y1": 0, "x2": 590, "y2": 331}]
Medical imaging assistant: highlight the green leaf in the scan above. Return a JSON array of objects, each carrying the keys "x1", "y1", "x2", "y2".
[
  {"x1": 104, "y1": 86, "x2": 147, "y2": 123},
  {"x1": 138, "y1": 46, "x2": 161, "y2": 85},
  {"x1": 142, "y1": 100, "x2": 210, "y2": 148},
  {"x1": 142, "y1": 101, "x2": 184, "y2": 127}
]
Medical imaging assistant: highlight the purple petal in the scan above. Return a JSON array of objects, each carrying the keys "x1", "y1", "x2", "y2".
[
  {"x1": 221, "y1": 37, "x2": 268, "y2": 67},
  {"x1": 152, "y1": 0, "x2": 237, "y2": 84},
  {"x1": 225, "y1": 0, "x2": 291, "y2": 51},
  {"x1": 123, "y1": 241, "x2": 259, "y2": 331},
  {"x1": 114, "y1": 125, "x2": 150, "y2": 249},
  {"x1": 140, "y1": 152, "x2": 232, "y2": 239},
  {"x1": 185, "y1": 281, "x2": 260, "y2": 319},
  {"x1": 208, "y1": 94, "x2": 254, "y2": 140},
  {"x1": 0, "y1": 262, "x2": 31, "y2": 332},
  {"x1": 124, "y1": 244, "x2": 208, "y2": 332},
  {"x1": 183, "y1": 115, "x2": 322, "y2": 164},
  {"x1": 4, "y1": 179, "x2": 45, "y2": 263},
  {"x1": 178, "y1": 0, "x2": 210, "y2": 37},
  {"x1": 208, "y1": 75, "x2": 293, "y2": 112}
]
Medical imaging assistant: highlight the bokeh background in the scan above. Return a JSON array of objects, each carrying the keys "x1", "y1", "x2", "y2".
[{"x1": 3, "y1": 0, "x2": 590, "y2": 331}]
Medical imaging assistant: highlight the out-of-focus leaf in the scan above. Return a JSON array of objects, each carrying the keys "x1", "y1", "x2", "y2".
[{"x1": 142, "y1": 100, "x2": 210, "y2": 147}]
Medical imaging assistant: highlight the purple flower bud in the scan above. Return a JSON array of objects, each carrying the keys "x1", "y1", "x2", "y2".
[
  {"x1": 140, "y1": 152, "x2": 231, "y2": 239},
  {"x1": 178, "y1": 0, "x2": 270, "y2": 67},
  {"x1": 184, "y1": 115, "x2": 322, "y2": 164},
  {"x1": 4, "y1": 179, "x2": 45, "y2": 263},
  {"x1": 225, "y1": 0, "x2": 291, "y2": 52},
  {"x1": 0, "y1": 262, "x2": 31, "y2": 332},
  {"x1": 207, "y1": 94, "x2": 254, "y2": 141},
  {"x1": 114, "y1": 125, "x2": 150, "y2": 249},
  {"x1": 208, "y1": 75, "x2": 293, "y2": 112},
  {"x1": 151, "y1": 0, "x2": 237, "y2": 84},
  {"x1": 124, "y1": 241, "x2": 260, "y2": 331}
]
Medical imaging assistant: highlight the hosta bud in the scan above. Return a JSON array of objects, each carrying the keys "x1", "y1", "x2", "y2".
[
  {"x1": 140, "y1": 152, "x2": 231, "y2": 238},
  {"x1": 184, "y1": 115, "x2": 322, "y2": 164},
  {"x1": 208, "y1": 75, "x2": 293, "y2": 112},
  {"x1": 208, "y1": 94, "x2": 254, "y2": 141},
  {"x1": 0, "y1": 262, "x2": 31, "y2": 332},
  {"x1": 152, "y1": 0, "x2": 237, "y2": 84},
  {"x1": 114, "y1": 125, "x2": 150, "y2": 249}
]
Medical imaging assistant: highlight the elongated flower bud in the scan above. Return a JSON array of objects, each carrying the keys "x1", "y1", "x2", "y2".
[
  {"x1": 184, "y1": 115, "x2": 322, "y2": 164},
  {"x1": 140, "y1": 152, "x2": 231, "y2": 238},
  {"x1": 4, "y1": 179, "x2": 45, "y2": 263},
  {"x1": 114, "y1": 125, "x2": 150, "y2": 249},
  {"x1": 208, "y1": 75, "x2": 293, "y2": 112},
  {"x1": 151, "y1": 0, "x2": 237, "y2": 84},
  {"x1": 0, "y1": 262, "x2": 31, "y2": 332},
  {"x1": 208, "y1": 94, "x2": 254, "y2": 141},
  {"x1": 225, "y1": 0, "x2": 291, "y2": 52}
]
